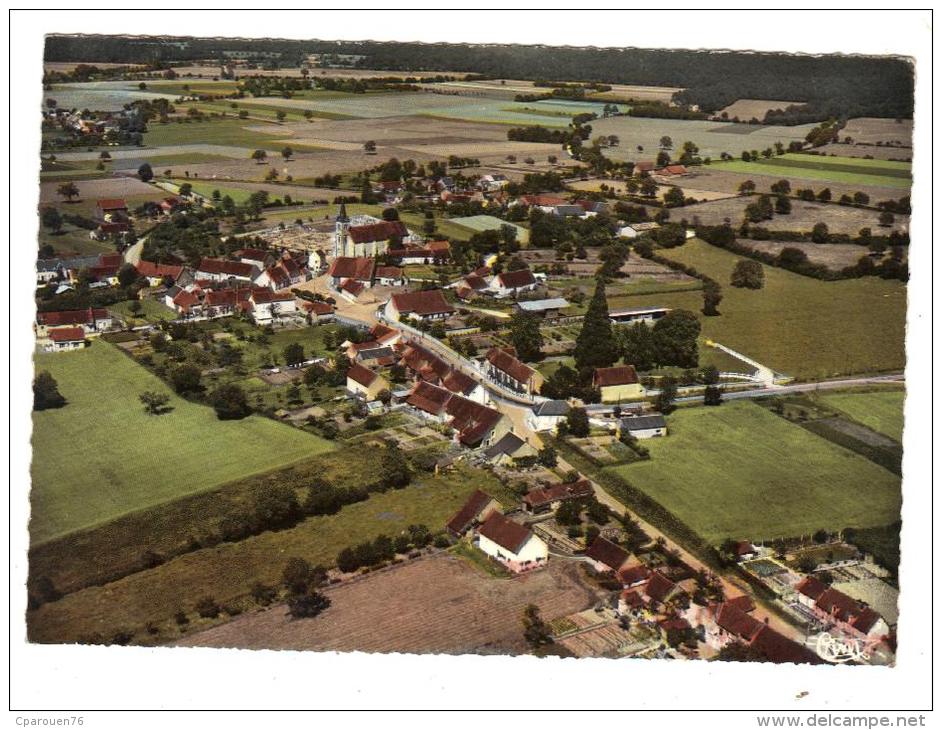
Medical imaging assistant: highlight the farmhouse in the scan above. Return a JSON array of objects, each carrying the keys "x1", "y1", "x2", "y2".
[
  {"x1": 521, "y1": 478, "x2": 594, "y2": 514},
  {"x1": 202, "y1": 287, "x2": 252, "y2": 319},
  {"x1": 618, "y1": 564, "x2": 651, "y2": 589},
  {"x1": 95, "y1": 198, "x2": 130, "y2": 234},
  {"x1": 356, "y1": 346, "x2": 397, "y2": 368},
  {"x1": 328, "y1": 256, "x2": 375, "y2": 290},
  {"x1": 44, "y1": 327, "x2": 86, "y2": 352},
  {"x1": 375, "y1": 266, "x2": 406, "y2": 287},
  {"x1": 36, "y1": 307, "x2": 113, "y2": 336},
  {"x1": 593, "y1": 365, "x2": 645, "y2": 403},
  {"x1": 514, "y1": 194, "x2": 567, "y2": 212},
  {"x1": 369, "y1": 322, "x2": 402, "y2": 347},
  {"x1": 795, "y1": 576, "x2": 890, "y2": 641},
  {"x1": 476, "y1": 513, "x2": 548, "y2": 573},
  {"x1": 633, "y1": 161, "x2": 656, "y2": 177},
  {"x1": 610, "y1": 306, "x2": 671, "y2": 325},
  {"x1": 584, "y1": 536, "x2": 632, "y2": 575},
  {"x1": 618, "y1": 414, "x2": 667, "y2": 439},
  {"x1": 195, "y1": 257, "x2": 257, "y2": 283},
  {"x1": 515, "y1": 297, "x2": 570, "y2": 320},
  {"x1": 446, "y1": 490, "x2": 501, "y2": 537},
  {"x1": 489, "y1": 268, "x2": 539, "y2": 298},
  {"x1": 346, "y1": 363, "x2": 390, "y2": 401},
  {"x1": 526, "y1": 399, "x2": 571, "y2": 432},
  {"x1": 406, "y1": 380, "x2": 509, "y2": 448},
  {"x1": 484, "y1": 347, "x2": 544, "y2": 395},
  {"x1": 160, "y1": 196, "x2": 186, "y2": 215},
  {"x1": 135, "y1": 260, "x2": 184, "y2": 286},
  {"x1": 483, "y1": 432, "x2": 537, "y2": 465},
  {"x1": 385, "y1": 289, "x2": 456, "y2": 322}
]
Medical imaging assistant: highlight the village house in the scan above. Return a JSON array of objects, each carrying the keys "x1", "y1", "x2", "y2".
[
  {"x1": 484, "y1": 347, "x2": 544, "y2": 395},
  {"x1": 250, "y1": 289, "x2": 297, "y2": 324},
  {"x1": 476, "y1": 512, "x2": 548, "y2": 573},
  {"x1": 346, "y1": 363, "x2": 390, "y2": 402},
  {"x1": 44, "y1": 326, "x2": 87, "y2": 352},
  {"x1": 455, "y1": 273, "x2": 490, "y2": 301},
  {"x1": 135, "y1": 260, "x2": 185, "y2": 287},
  {"x1": 202, "y1": 287, "x2": 252, "y2": 319},
  {"x1": 795, "y1": 576, "x2": 890, "y2": 642},
  {"x1": 585, "y1": 536, "x2": 632, "y2": 575},
  {"x1": 165, "y1": 286, "x2": 202, "y2": 317},
  {"x1": 195, "y1": 257, "x2": 257, "y2": 283},
  {"x1": 618, "y1": 414, "x2": 668, "y2": 439},
  {"x1": 609, "y1": 306, "x2": 671, "y2": 325},
  {"x1": 483, "y1": 432, "x2": 538, "y2": 466},
  {"x1": 328, "y1": 256, "x2": 376, "y2": 294},
  {"x1": 513, "y1": 194, "x2": 567, "y2": 213},
  {"x1": 489, "y1": 268, "x2": 540, "y2": 298},
  {"x1": 160, "y1": 196, "x2": 186, "y2": 216},
  {"x1": 259, "y1": 253, "x2": 310, "y2": 291},
  {"x1": 369, "y1": 322, "x2": 402, "y2": 348},
  {"x1": 375, "y1": 265, "x2": 406, "y2": 287},
  {"x1": 446, "y1": 490, "x2": 502, "y2": 537},
  {"x1": 732, "y1": 541, "x2": 759, "y2": 562},
  {"x1": 521, "y1": 478, "x2": 594, "y2": 514},
  {"x1": 593, "y1": 365, "x2": 645, "y2": 403},
  {"x1": 618, "y1": 564, "x2": 651, "y2": 589},
  {"x1": 385, "y1": 289, "x2": 456, "y2": 322},
  {"x1": 633, "y1": 161, "x2": 656, "y2": 177},
  {"x1": 526, "y1": 399, "x2": 571, "y2": 432},
  {"x1": 617, "y1": 221, "x2": 661, "y2": 239},
  {"x1": 398, "y1": 341, "x2": 487, "y2": 403},
  {"x1": 300, "y1": 300, "x2": 335, "y2": 323},
  {"x1": 36, "y1": 307, "x2": 113, "y2": 337},
  {"x1": 405, "y1": 380, "x2": 509, "y2": 448},
  {"x1": 356, "y1": 345, "x2": 397, "y2": 368},
  {"x1": 514, "y1": 297, "x2": 570, "y2": 320},
  {"x1": 552, "y1": 203, "x2": 586, "y2": 218},
  {"x1": 94, "y1": 198, "x2": 130, "y2": 235}
]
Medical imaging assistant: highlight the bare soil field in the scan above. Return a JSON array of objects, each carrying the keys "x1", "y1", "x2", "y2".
[
  {"x1": 841, "y1": 117, "x2": 913, "y2": 147},
  {"x1": 671, "y1": 167, "x2": 909, "y2": 207},
  {"x1": 814, "y1": 143, "x2": 913, "y2": 162},
  {"x1": 432, "y1": 79, "x2": 680, "y2": 103},
  {"x1": 39, "y1": 177, "x2": 167, "y2": 217},
  {"x1": 741, "y1": 240, "x2": 872, "y2": 270},
  {"x1": 681, "y1": 197, "x2": 910, "y2": 235},
  {"x1": 717, "y1": 99, "x2": 804, "y2": 120},
  {"x1": 175, "y1": 553, "x2": 602, "y2": 655}
]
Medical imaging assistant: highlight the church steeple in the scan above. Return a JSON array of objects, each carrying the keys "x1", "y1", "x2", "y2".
[
  {"x1": 334, "y1": 203, "x2": 350, "y2": 258},
  {"x1": 337, "y1": 202, "x2": 349, "y2": 223}
]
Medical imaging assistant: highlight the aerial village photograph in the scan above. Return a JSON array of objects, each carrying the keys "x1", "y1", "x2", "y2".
[{"x1": 9, "y1": 7, "x2": 933, "y2": 721}]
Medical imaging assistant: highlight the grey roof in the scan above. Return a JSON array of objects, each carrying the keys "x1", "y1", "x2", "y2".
[
  {"x1": 621, "y1": 414, "x2": 667, "y2": 431},
  {"x1": 484, "y1": 432, "x2": 526, "y2": 459},
  {"x1": 59, "y1": 255, "x2": 100, "y2": 270},
  {"x1": 517, "y1": 298, "x2": 570, "y2": 312},
  {"x1": 532, "y1": 399, "x2": 571, "y2": 417},
  {"x1": 554, "y1": 205, "x2": 584, "y2": 217},
  {"x1": 37, "y1": 259, "x2": 64, "y2": 273},
  {"x1": 357, "y1": 346, "x2": 395, "y2": 360}
]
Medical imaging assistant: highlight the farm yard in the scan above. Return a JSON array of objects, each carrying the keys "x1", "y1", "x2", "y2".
[
  {"x1": 654, "y1": 239, "x2": 907, "y2": 379},
  {"x1": 709, "y1": 153, "x2": 912, "y2": 190},
  {"x1": 30, "y1": 341, "x2": 333, "y2": 543},
  {"x1": 607, "y1": 400, "x2": 902, "y2": 544},
  {"x1": 681, "y1": 196, "x2": 910, "y2": 235},
  {"x1": 175, "y1": 554, "x2": 602, "y2": 655}
]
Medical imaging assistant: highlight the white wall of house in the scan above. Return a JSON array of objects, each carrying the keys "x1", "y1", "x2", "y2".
[{"x1": 477, "y1": 532, "x2": 548, "y2": 569}]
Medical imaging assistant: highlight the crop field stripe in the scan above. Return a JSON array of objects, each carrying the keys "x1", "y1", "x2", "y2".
[
  {"x1": 782, "y1": 153, "x2": 912, "y2": 170},
  {"x1": 707, "y1": 159, "x2": 912, "y2": 190},
  {"x1": 750, "y1": 157, "x2": 912, "y2": 179}
]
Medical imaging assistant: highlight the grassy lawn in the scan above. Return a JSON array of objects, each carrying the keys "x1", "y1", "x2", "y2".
[
  {"x1": 606, "y1": 400, "x2": 901, "y2": 544},
  {"x1": 31, "y1": 341, "x2": 334, "y2": 543},
  {"x1": 38, "y1": 225, "x2": 112, "y2": 257},
  {"x1": 817, "y1": 389, "x2": 906, "y2": 442},
  {"x1": 27, "y1": 464, "x2": 502, "y2": 644},
  {"x1": 710, "y1": 153, "x2": 911, "y2": 189},
  {"x1": 656, "y1": 239, "x2": 907, "y2": 380},
  {"x1": 108, "y1": 298, "x2": 178, "y2": 325}
]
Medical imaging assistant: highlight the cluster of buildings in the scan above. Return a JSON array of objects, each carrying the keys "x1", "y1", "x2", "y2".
[{"x1": 35, "y1": 306, "x2": 114, "y2": 352}]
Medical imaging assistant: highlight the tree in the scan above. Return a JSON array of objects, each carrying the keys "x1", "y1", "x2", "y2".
[
  {"x1": 703, "y1": 385, "x2": 723, "y2": 406},
  {"x1": 737, "y1": 180, "x2": 756, "y2": 196},
  {"x1": 620, "y1": 322, "x2": 657, "y2": 371},
  {"x1": 652, "y1": 310, "x2": 700, "y2": 368},
  {"x1": 538, "y1": 445, "x2": 557, "y2": 468},
  {"x1": 816, "y1": 187, "x2": 832, "y2": 203},
  {"x1": 170, "y1": 364, "x2": 202, "y2": 395},
  {"x1": 210, "y1": 383, "x2": 251, "y2": 420},
  {"x1": 521, "y1": 604, "x2": 554, "y2": 650},
  {"x1": 379, "y1": 442, "x2": 411, "y2": 490},
  {"x1": 117, "y1": 263, "x2": 139, "y2": 288},
  {"x1": 508, "y1": 311, "x2": 544, "y2": 362},
  {"x1": 730, "y1": 259, "x2": 765, "y2": 289},
  {"x1": 774, "y1": 195, "x2": 792, "y2": 215},
  {"x1": 879, "y1": 211, "x2": 895, "y2": 227},
  {"x1": 276, "y1": 110, "x2": 287, "y2": 122},
  {"x1": 811, "y1": 222, "x2": 830, "y2": 243},
  {"x1": 288, "y1": 591, "x2": 331, "y2": 619},
  {"x1": 282, "y1": 557, "x2": 324, "y2": 596},
  {"x1": 566, "y1": 407, "x2": 590, "y2": 438},
  {"x1": 33, "y1": 371, "x2": 66, "y2": 410},
  {"x1": 283, "y1": 342, "x2": 305, "y2": 367},
  {"x1": 655, "y1": 376, "x2": 678, "y2": 414},
  {"x1": 40, "y1": 207, "x2": 63, "y2": 233},
  {"x1": 137, "y1": 163, "x2": 153, "y2": 182},
  {"x1": 251, "y1": 149, "x2": 268, "y2": 164},
  {"x1": 663, "y1": 186, "x2": 685, "y2": 207},
  {"x1": 640, "y1": 178, "x2": 658, "y2": 198},
  {"x1": 178, "y1": 182, "x2": 193, "y2": 198},
  {"x1": 139, "y1": 390, "x2": 171, "y2": 415},
  {"x1": 656, "y1": 151, "x2": 671, "y2": 167},
  {"x1": 56, "y1": 181, "x2": 80, "y2": 202},
  {"x1": 853, "y1": 191, "x2": 871, "y2": 206},
  {"x1": 363, "y1": 140, "x2": 377, "y2": 154},
  {"x1": 702, "y1": 281, "x2": 723, "y2": 317},
  {"x1": 574, "y1": 279, "x2": 619, "y2": 369},
  {"x1": 282, "y1": 146, "x2": 293, "y2": 161},
  {"x1": 659, "y1": 135, "x2": 673, "y2": 149}
]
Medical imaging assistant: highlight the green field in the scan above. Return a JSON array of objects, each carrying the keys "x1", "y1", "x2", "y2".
[
  {"x1": 818, "y1": 390, "x2": 906, "y2": 442},
  {"x1": 710, "y1": 153, "x2": 912, "y2": 189},
  {"x1": 653, "y1": 239, "x2": 906, "y2": 380},
  {"x1": 143, "y1": 117, "x2": 292, "y2": 150},
  {"x1": 607, "y1": 401, "x2": 902, "y2": 544},
  {"x1": 31, "y1": 342, "x2": 334, "y2": 542},
  {"x1": 448, "y1": 215, "x2": 530, "y2": 244},
  {"x1": 108, "y1": 298, "x2": 178, "y2": 325}
]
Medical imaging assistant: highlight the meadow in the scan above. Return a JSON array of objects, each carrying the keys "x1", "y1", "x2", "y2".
[
  {"x1": 653, "y1": 239, "x2": 907, "y2": 380},
  {"x1": 817, "y1": 389, "x2": 906, "y2": 442},
  {"x1": 607, "y1": 400, "x2": 902, "y2": 544},
  {"x1": 31, "y1": 341, "x2": 333, "y2": 542},
  {"x1": 709, "y1": 153, "x2": 912, "y2": 190},
  {"x1": 448, "y1": 215, "x2": 530, "y2": 243}
]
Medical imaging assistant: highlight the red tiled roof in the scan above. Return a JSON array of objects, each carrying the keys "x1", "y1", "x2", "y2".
[
  {"x1": 752, "y1": 626, "x2": 822, "y2": 665},
  {"x1": 427, "y1": 240, "x2": 451, "y2": 253},
  {"x1": 347, "y1": 363, "x2": 380, "y2": 388},
  {"x1": 663, "y1": 165, "x2": 688, "y2": 175},
  {"x1": 464, "y1": 274, "x2": 488, "y2": 291},
  {"x1": 48, "y1": 326, "x2": 85, "y2": 342},
  {"x1": 348, "y1": 220, "x2": 408, "y2": 244},
  {"x1": 486, "y1": 347, "x2": 535, "y2": 385},
  {"x1": 478, "y1": 513, "x2": 533, "y2": 554},
  {"x1": 400, "y1": 342, "x2": 451, "y2": 382},
  {"x1": 37, "y1": 307, "x2": 108, "y2": 327},
  {"x1": 341, "y1": 279, "x2": 365, "y2": 297},
  {"x1": 136, "y1": 260, "x2": 184, "y2": 279},
  {"x1": 621, "y1": 589, "x2": 644, "y2": 608},
  {"x1": 328, "y1": 256, "x2": 375, "y2": 282},
  {"x1": 635, "y1": 161, "x2": 655, "y2": 172},
  {"x1": 726, "y1": 595, "x2": 756, "y2": 613},
  {"x1": 252, "y1": 289, "x2": 294, "y2": 304},
  {"x1": 369, "y1": 323, "x2": 399, "y2": 343},
  {"x1": 172, "y1": 289, "x2": 200, "y2": 311},
  {"x1": 796, "y1": 576, "x2": 828, "y2": 602},
  {"x1": 715, "y1": 602, "x2": 765, "y2": 642},
  {"x1": 391, "y1": 289, "x2": 455, "y2": 317},
  {"x1": 519, "y1": 194, "x2": 566, "y2": 207},
  {"x1": 197, "y1": 258, "x2": 255, "y2": 278},
  {"x1": 644, "y1": 572, "x2": 678, "y2": 604},
  {"x1": 406, "y1": 380, "x2": 453, "y2": 416},
  {"x1": 440, "y1": 368, "x2": 477, "y2": 396},
  {"x1": 445, "y1": 394, "x2": 503, "y2": 446},
  {"x1": 815, "y1": 587, "x2": 883, "y2": 634},
  {"x1": 303, "y1": 300, "x2": 334, "y2": 316},
  {"x1": 234, "y1": 247, "x2": 269, "y2": 262},
  {"x1": 522, "y1": 479, "x2": 593, "y2": 509},
  {"x1": 375, "y1": 266, "x2": 404, "y2": 280},
  {"x1": 96, "y1": 198, "x2": 127, "y2": 211},
  {"x1": 496, "y1": 268, "x2": 536, "y2": 290},
  {"x1": 446, "y1": 489, "x2": 498, "y2": 535},
  {"x1": 734, "y1": 540, "x2": 756, "y2": 556},
  {"x1": 618, "y1": 564, "x2": 650, "y2": 587},
  {"x1": 593, "y1": 365, "x2": 640, "y2": 387},
  {"x1": 585, "y1": 536, "x2": 631, "y2": 571}
]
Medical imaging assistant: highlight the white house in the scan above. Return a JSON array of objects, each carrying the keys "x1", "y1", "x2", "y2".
[
  {"x1": 488, "y1": 268, "x2": 539, "y2": 298},
  {"x1": 385, "y1": 289, "x2": 456, "y2": 322},
  {"x1": 250, "y1": 289, "x2": 297, "y2": 324},
  {"x1": 44, "y1": 327, "x2": 86, "y2": 352},
  {"x1": 617, "y1": 221, "x2": 660, "y2": 239},
  {"x1": 618, "y1": 414, "x2": 668, "y2": 439},
  {"x1": 476, "y1": 513, "x2": 548, "y2": 573},
  {"x1": 526, "y1": 400, "x2": 571, "y2": 432}
]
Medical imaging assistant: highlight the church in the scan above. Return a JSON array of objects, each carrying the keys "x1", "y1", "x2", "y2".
[{"x1": 333, "y1": 203, "x2": 412, "y2": 258}]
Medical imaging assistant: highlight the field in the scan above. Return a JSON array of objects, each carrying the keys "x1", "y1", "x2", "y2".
[
  {"x1": 817, "y1": 390, "x2": 906, "y2": 442},
  {"x1": 709, "y1": 153, "x2": 912, "y2": 190},
  {"x1": 681, "y1": 196, "x2": 910, "y2": 235},
  {"x1": 841, "y1": 117, "x2": 913, "y2": 147},
  {"x1": 107, "y1": 298, "x2": 177, "y2": 325},
  {"x1": 175, "y1": 554, "x2": 600, "y2": 655},
  {"x1": 39, "y1": 177, "x2": 167, "y2": 217},
  {"x1": 742, "y1": 240, "x2": 877, "y2": 270},
  {"x1": 448, "y1": 215, "x2": 530, "y2": 243},
  {"x1": 654, "y1": 239, "x2": 907, "y2": 379},
  {"x1": 592, "y1": 116, "x2": 818, "y2": 163},
  {"x1": 607, "y1": 401, "x2": 902, "y2": 544},
  {"x1": 27, "y1": 468, "x2": 506, "y2": 645},
  {"x1": 30, "y1": 341, "x2": 333, "y2": 542},
  {"x1": 813, "y1": 143, "x2": 913, "y2": 162},
  {"x1": 717, "y1": 99, "x2": 805, "y2": 121}
]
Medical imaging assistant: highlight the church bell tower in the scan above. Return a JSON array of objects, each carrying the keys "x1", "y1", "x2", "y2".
[{"x1": 334, "y1": 202, "x2": 350, "y2": 258}]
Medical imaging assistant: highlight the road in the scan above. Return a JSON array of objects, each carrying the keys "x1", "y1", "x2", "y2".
[{"x1": 677, "y1": 372, "x2": 904, "y2": 403}]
